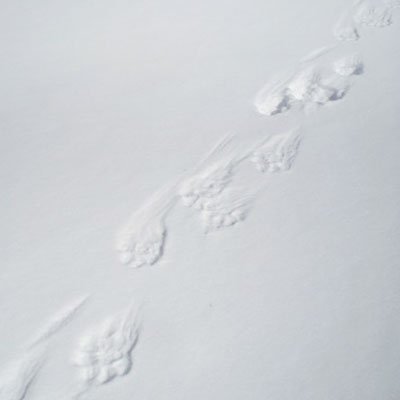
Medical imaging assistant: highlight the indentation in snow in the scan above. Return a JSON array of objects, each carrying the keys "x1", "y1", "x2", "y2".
[
  {"x1": 116, "y1": 134, "x2": 238, "y2": 268},
  {"x1": 333, "y1": 55, "x2": 364, "y2": 76},
  {"x1": 179, "y1": 158, "x2": 236, "y2": 210},
  {"x1": 355, "y1": 1, "x2": 393, "y2": 27},
  {"x1": 333, "y1": 1, "x2": 361, "y2": 41},
  {"x1": 116, "y1": 183, "x2": 177, "y2": 268},
  {"x1": 334, "y1": 24, "x2": 360, "y2": 41},
  {"x1": 255, "y1": 66, "x2": 350, "y2": 117},
  {"x1": 72, "y1": 306, "x2": 140, "y2": 389},
  {"x1": 251, "y1": 130, "x2": 302, "y2": 173},
  {"x1": 383, "y1": 0, "x2": 400, "y2": 7},
  {"x1": 200, "y1": 190, "x2": 253, "y2": 232}
]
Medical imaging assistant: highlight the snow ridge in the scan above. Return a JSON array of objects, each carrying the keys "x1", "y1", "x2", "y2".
[
  {"x1": 0, "y1": 348, "x2": 45, "y2": 400},
  {"x1": 27, "y1": 295, "x2": 89, "y2": 349}
]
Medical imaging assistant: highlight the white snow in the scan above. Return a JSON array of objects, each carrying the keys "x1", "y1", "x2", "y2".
[{"x1": 1, "y1": 0, "x2": 400, "y2": 399}]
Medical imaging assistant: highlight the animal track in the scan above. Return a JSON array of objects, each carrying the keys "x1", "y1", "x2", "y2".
[
  {"x1": 333, "y1": 1, "x2": 361, "y2": 41},
  {"x1": 251, "y1": 130, "x2": 302, "y2": 173},
  {"x1": 115, "y1": 184, "x2": 177, "y2": 268},
  {"x1": 0, "y1": 348, "x2": 45, "y2": 400},
  {"x1": 27, "y1": 295, "x2": 89, "y2": 349},
  {"x1": 0, "y1": 0, "x2": 395, "y2": 398},
  {"x1": 334, "y1": 0, "x2": 396, "y2": 41},
  {"x1": 71, "y1": 306, "x2": 140, "y2": 389},
  {"x1": 333, "y1": 55, "x2": 364, "y2": 76},
  {"x1": 179, "y1": 158, "x2": 236, "y2": 210},
  {"x1": 198, "y1": 190, "x2": 253, "y2": 232},
  {"x1": 333, "y1": 23, "x2": 360, "y2": 41},
  {"x1": 289, "y1": 68, "x2": 348, "y2": 106},
  {"x1": 383, "y1": 0, "x2": 400, "y2": 7},
  {"x1": 117, "y1": 217, "x2": 168, "y2": 268},
  {"x1": 178, "y1": 135, "x2": 265, "y2": 231},
  {"x1": 178, "y1": 133, "x2": 254, "y2": 211},
  {"x1": 255, "y1": 65, "x2": 350, "y2": 117},
  {"x1": 354, "y1": 0, "x2": 394, "y2": 27},
  {"x1": 116, "y1": 134, "x2": 238, "y2": 268}
]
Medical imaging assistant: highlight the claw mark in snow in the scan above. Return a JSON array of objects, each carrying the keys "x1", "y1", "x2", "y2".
[
  {"x1": 0, "y1": 348, "x2": 45, "y2": 400},
  {"x1": 251, "y1": 130, "x2": 302, "y2": 173},
  {"x1": 71, "y1": 305, "x2": 140, "y2": 390},
  {"x1": 27, "y1": 295, "x2": 89, "y2": 349},
  {"x1": 300, "y1": 45, "x2": 337, "y2": 63}
]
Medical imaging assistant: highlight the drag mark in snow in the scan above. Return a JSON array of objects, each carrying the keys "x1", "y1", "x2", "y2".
[
  {"x1": 0, "y1": 348, "x2": 45, "y2": 400},
  {"x1": 71, "y1": 305, "x2": 140, "y2": 390},
  {"x1": 251, "y1": 130, "x2": 302, "y2": 173},
  {"x1": 27, "y1": 295, "x2": 89, "y2": 349},
  {"x1": 300, "y1": 45, "x2": 338, "y2": 63}
]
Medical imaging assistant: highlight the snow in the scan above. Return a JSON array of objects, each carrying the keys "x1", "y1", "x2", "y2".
[{"x1": 1, "y1": 0, "x2": 400, "y2": 399}]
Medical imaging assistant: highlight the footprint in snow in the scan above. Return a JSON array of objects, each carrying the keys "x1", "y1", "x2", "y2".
[{"x1": 71, "y1": 305, "x2": 140, "y2": 390}]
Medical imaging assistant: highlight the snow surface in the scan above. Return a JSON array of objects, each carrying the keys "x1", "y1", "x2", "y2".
[{"x1": 1, "y1": 0, "x2": 400, "y2": 399}]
